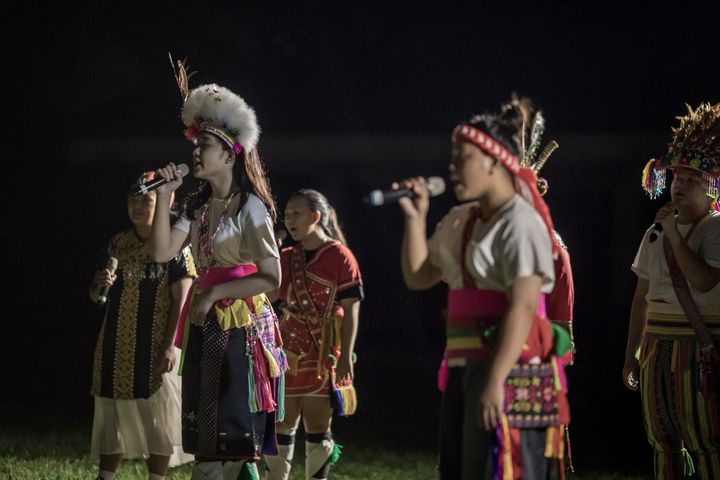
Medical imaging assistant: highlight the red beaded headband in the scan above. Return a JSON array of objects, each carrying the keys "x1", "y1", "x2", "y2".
[{"x1": 452, "y1": 124, "x2": 520, "y2": 175}]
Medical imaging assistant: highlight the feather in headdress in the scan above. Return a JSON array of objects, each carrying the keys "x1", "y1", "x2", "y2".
[
  {"x1": 533, "y1": 140, "x2": 559, "y2": 174},
  {"x1": 526, "y1": 110, "x2": 545, "y2": 166},
  {"x1": 168, "y1": 53, "x2": 196, "y2": 102}
]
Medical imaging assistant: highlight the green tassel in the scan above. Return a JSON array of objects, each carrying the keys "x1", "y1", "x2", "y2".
[
  {"x1": 550, "y1": 323, "x2": 572, "y2": 356},
  {"x1": 327, "y1": 442, "x2": 343, "y2": 466},
  {"x1": 681, "y1": 448, "x2": 696, "y2": 476},
  {"x1": 248, "y1": 354, "x2": 258, "y2": 413},
  {"x1": 277, "y1": 373, "x2": 285, "y2": 422},
  {"x1": 240, "y1": 461, "x2": 259, "y2": 480}
]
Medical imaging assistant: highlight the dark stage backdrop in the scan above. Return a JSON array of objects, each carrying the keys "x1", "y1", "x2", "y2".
[
  {"x1": 6, "y1": 2, "x2": 720, "y2": 476},
  {"x1": 4, "y1": 131, "x2": 666, "y2": 475}
]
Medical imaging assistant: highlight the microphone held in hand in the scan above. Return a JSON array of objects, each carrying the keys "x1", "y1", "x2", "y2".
[
  {"x1": 364, "y1": 177, "x2": 446, "y2": 206},
  {"x1": 97, "y1": 257, "x2": 118, "y2": 306},
  {"x1": 649, "y1": 224, "x2": 662, "y2": 243},
  {"x1": 135, "y1": 164, "x2": 190, "y2": 195},
  {"x1": 649, "y1": 202, "x2": 674, "y2": 243}
]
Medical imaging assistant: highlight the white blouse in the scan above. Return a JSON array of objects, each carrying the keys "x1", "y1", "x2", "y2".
[
  {"x1": 173, "y1": 193, "x2": 279, "y2": 267},
  {"x1": 632, "y1": 211, "x2": 720, "y2": 306},
  {"x1": 428, "y1": 195, "x2": 555, "y2": 293}
]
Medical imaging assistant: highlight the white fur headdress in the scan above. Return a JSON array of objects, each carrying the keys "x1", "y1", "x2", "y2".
[
  {"x1": 180, "y1": 84, "x2": 260, "y2": 154},
  {"x1": 170, "y1": 55, "x2": 260, "y2": 153}
]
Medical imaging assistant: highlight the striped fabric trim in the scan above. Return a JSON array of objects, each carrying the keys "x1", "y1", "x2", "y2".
[{"x1": 647, "y1": 311, "x2": 720, "y2": 338}]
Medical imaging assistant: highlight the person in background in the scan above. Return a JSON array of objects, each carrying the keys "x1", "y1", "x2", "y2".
[
  {"x1": 624, "y1": 102, "x2": 720, "y2": 479},
  {"x1": 266, "y1": 189, "x2": 363, "y2": 480},
  {"x1": 88, "y1": 173, "x2": 195, "y2": 480}
]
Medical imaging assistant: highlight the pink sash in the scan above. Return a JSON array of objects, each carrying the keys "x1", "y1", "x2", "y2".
[
  {"x1": 438, "y1": 288, "x2": 547, "y2": 391},
  {"x1": 174, "y1": 264, "x2": 258, "y2": 348}
]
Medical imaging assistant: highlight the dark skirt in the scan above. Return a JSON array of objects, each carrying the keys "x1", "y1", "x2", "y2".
[
  {"x1": 181, "y1": 314, "x2": 276, "y2": 459},
  {"x1": 439, "y1": 364, "x2": 558, "y2": 480}
]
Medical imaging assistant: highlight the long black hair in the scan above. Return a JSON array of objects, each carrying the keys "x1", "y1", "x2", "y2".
[
  {"x1": 184, "y1": 141, "x2": 277, "y2": 222},
  {"x1": 289, "y1": 189, "x2": 347, "y2": 245}
]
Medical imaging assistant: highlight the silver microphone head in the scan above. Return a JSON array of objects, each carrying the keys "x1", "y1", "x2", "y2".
[
  {"x1": 176, "y1": 163, "x2": 190, "y2": 177},
  {"x1": 107, "y1": 256, "x2": 118, "y2": 273},
  {"x1": 427, "y1": 176, "x2": 446, "y2": 197}
]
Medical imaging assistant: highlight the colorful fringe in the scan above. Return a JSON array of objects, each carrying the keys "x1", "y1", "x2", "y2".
[
  {"x1": 332, "y1": 383, "x2": 358, "y2": 417},
  {"x1": 492, "y1": 420, "x2": 568, "y2": 480},
  {"x1": 251, "y1": 337, "x2": 277, "y2": 413},
  {"x1": 642, "y1": 158, "x2": 667, "y2": 199}
]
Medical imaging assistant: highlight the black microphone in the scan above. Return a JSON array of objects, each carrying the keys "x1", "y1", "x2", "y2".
[
  {"x1": 649, "y1": 202, "x2": 674, "y2": 243},
  {"x1": 274, "y1": 227, "x2": 288, "y2": 248},
  {"x1": 135, "y1": 164, "x2": 190, "y2": 195},
  {"x1": 364, "y1": 177, "x2": 446, "y2": 206},
  {"x1": 97, "y1": 257, "x2": 118, "y2": 306},
  {"x1": 649, "y1": 224, "x2": 662, "y2": 243}
]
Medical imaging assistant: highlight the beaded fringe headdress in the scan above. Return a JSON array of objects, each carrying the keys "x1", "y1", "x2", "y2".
[{"x1": 642, "y1": 102, "x2": 720, "y2": 202}]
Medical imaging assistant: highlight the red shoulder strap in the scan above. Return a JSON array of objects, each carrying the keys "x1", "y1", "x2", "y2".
[{"x1": 289, "y1": 246, "x2": 319, "y2": 316}]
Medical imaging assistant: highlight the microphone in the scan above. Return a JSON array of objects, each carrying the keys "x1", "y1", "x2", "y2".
[
  {"x1": 97, "y1": 257, "x2": 118, "y2": 306},
  {"x1": 274, "y1": 227, "x2": 288, "y2": 247},
  {"x1": 649, "y1": 224, "x2": 662, "y2": 243},
  {"x1": 364, "y1": 177, "x2": 446, "y2": 206},
  {"x1": 649, "y1": 202, "x2": 674, "y2": 243},
  {"x1": 135, "y1": 164, "x2": 190, "y2": 195}
]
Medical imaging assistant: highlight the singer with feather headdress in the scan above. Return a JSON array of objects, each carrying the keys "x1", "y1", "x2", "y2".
[
  {"x1": 148, "y1": 56, "x2": 287, "y2": 480},
  {"x1": 625, "y1": 102, "x2": 720, "y2": 479}
]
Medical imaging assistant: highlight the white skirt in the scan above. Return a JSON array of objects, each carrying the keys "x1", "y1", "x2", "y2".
[{"x1": 91, "y1": 349, "x2": 193, "y2": 467}]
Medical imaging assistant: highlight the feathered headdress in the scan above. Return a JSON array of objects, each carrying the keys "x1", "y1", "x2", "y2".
[
  {"x1": 513, "y1": 96, "x2": 560, "y2": 197},
  {"x1": 642, "y1": 102, "x2": 720, "y2": 201},
  {"x1": 169, "y1": 53, "x2": 260, "y2": 154},
  {"x1": 452, "y1": 98, "x2": 560, "y2": 254}
]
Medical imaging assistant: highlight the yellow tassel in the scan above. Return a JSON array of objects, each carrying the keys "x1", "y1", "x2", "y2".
[
  {"x1": 544, "y1": 426, "x2": 555, "y2": 457},
  {"x1": 253, "y1": 294, "x2": 267, "y2": 316},
  {"x1": 500, "y1": 416, "x2": 513, "y2": 480},
  {"x1": 263, "y1": 345, "x2": 280, "y2": 378}
]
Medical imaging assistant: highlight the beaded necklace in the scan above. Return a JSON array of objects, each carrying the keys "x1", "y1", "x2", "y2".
[{"x1": 198, "y1": 191, "x2": 237, "y2": 268}]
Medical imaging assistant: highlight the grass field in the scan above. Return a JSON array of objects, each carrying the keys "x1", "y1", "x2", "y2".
[{"x1": 0, "y1": 425, "x2": 650, "y2": 480}]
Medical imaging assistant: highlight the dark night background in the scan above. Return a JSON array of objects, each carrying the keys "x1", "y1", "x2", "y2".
[{"x1": 4, "y1": 1, "x2": 720, "y2": 476}]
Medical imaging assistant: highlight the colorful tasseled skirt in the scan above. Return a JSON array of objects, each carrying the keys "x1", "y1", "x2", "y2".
[
  {"x1": 177, "y1": 265, "x2": 287, "y2": 459},
  {"x1": 438, "y1": 288, "x2": 571, "y2": 480}
]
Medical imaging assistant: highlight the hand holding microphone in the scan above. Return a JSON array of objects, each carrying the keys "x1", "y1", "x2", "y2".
[
  {"x1": 364, "y1": 176, "x2": 445, "y2": 206},
  {"x1": 136, "y1": 163, "x2": 190, "y2": 195},
  {"x1": 95, "y1": 257, "x2": 118, "y2": 306},
  {"x1": 649, "y1": 202, "x2": 675, "y2": 243}
]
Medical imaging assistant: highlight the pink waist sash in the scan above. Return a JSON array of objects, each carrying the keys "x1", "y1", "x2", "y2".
[
  {"x1": 444, "y1": 288, "x2": 547, "y2": 361},
  {"x1": 174, "y1": 264, "x2": 258, "y2": 348},
  {"x1": 447, "y1": 288, "x2": 546, "y2": 318},
  {"x1": 439, "y1": 287, "x2": 549, "y2": 392}
]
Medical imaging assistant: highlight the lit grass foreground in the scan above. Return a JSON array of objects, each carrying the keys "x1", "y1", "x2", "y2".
[
  {"x1": 0, "y1": 424, "x2": 433, "y2": 480},
  {"x1": 0, "y1": 426, "x2": 647, "y2": 480}
]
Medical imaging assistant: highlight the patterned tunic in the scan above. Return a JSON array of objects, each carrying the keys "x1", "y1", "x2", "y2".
[
  {"x1": 278, "y1": 240, "x2": 363, "y2": 396},
  {"x1": 91, "y1": 230, "x2": 195, "y2": 400}
]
